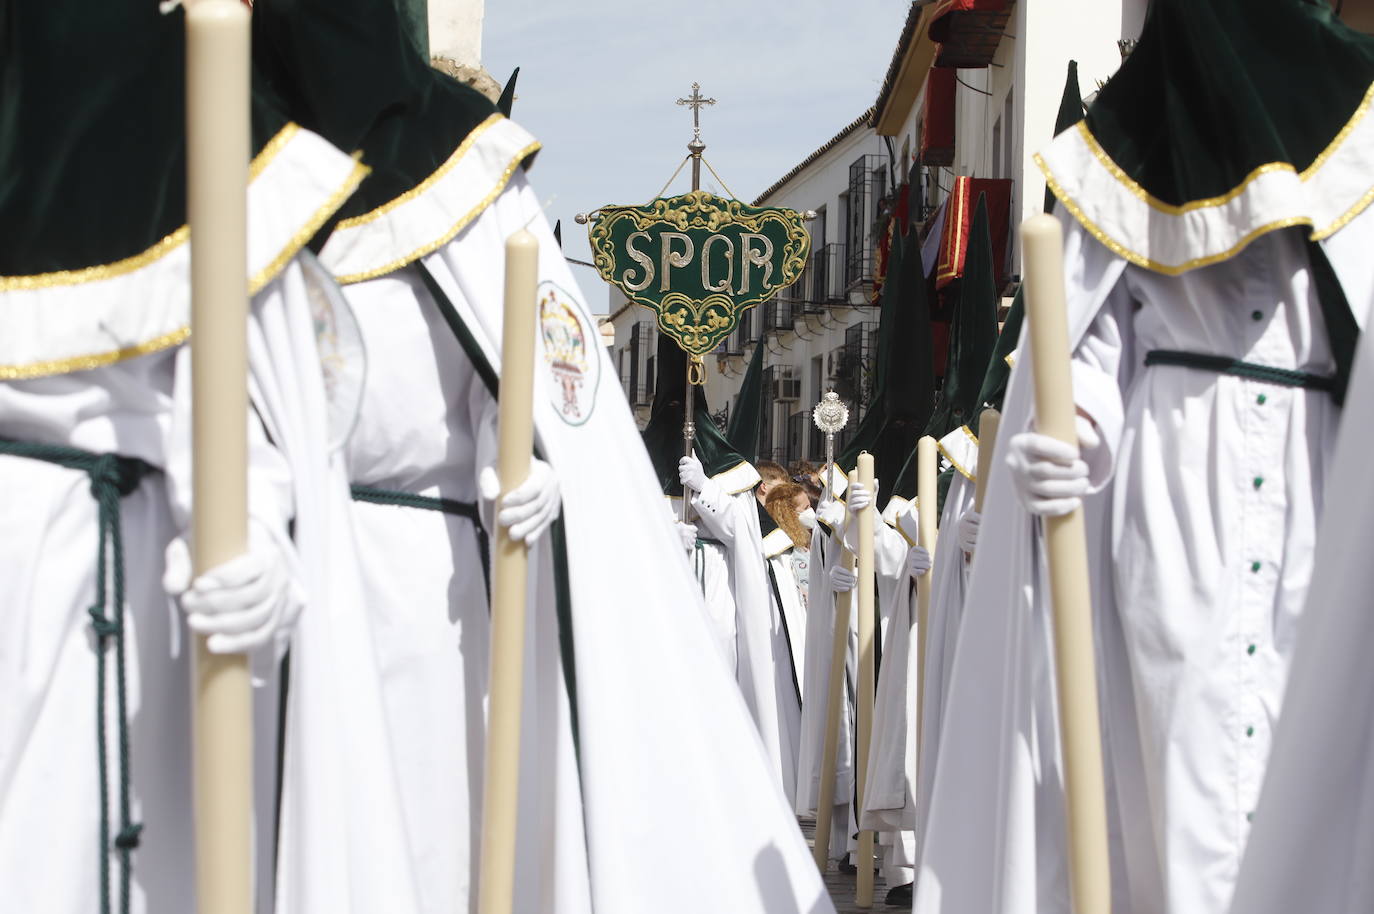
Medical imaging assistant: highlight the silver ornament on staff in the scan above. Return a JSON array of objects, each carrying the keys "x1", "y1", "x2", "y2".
[
  {"x1": 680, "y1": 354, "x2": 704, "y2": 522},
  {"x1": 676, "y1": 81, "x2": 715, "y2": 522},
  {"x1": 809, "y1": 389, "x2": 852, "y2": 870},
  {"x1": 813, "y1": 390, "x2": 849, "y2": 504}
]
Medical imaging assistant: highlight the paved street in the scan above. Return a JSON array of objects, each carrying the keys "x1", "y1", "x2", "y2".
[{"x1": 797, "y1": 818, "x2": 904, "y2": 913}]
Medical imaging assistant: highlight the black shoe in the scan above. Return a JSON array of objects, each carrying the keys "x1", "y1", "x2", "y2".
[{"x1": 885, "y1": 882, "x2": 913, "y2": 906}]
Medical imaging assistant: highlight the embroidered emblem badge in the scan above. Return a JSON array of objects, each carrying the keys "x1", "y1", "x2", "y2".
[{"x1": 539, "y1": 280, "x2": 600, "y2": 425}]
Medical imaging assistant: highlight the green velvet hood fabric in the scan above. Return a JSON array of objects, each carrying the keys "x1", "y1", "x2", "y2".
[
  {"x1": 1084, "y1": 0, "x2": 1374, "y2": 206},
  {"x1": 641, "y1": 333, "x2": 750, "y2": 496},
  {"x1": 924, "y1": 194, "x2": 998, "y2": 442},
  {"x1": 973, "y1": 59, "x2": 1081, "y2": 433},
  {"x1": 840, "y1": 219, "x2": 936, "y2": 500},
  {"x1": 0, "y1": 1, "x2": 288, "y2": 275},
  {"x1": 726, "y1": 329, "x2": 766, "y2": 461},
  {"x1": 251, "y1": 0, "x2": 499, "y2": 223}
]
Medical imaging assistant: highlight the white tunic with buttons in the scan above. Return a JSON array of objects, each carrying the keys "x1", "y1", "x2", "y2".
[
  {"x1": 913, "y1": 208, "x2": 1374, "y2": 914},
  {"x1": 1072, "y1": 225, "x2": 1340, "y2": 914}
]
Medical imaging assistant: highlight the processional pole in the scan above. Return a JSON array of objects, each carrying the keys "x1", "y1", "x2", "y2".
[
  {"x1": 1021, "y1": 214, "x2": 1110, "y2": 914},
  {"x1": 973, "y1": 409, "x2": 1001, "y2": 515},
  {"x1": 810, "y1": 391, "x2": 851, "y2": 869},
  {"x1": 676, "y1": 82, "x2": 715, "y2": 520},
  {"x1": 854, "y1": 452, "x2": 877, "y2": 907},
  {"x1": 476, "y1": 229, "x2": 541, "y2": 914},
  {"x1": 913, "y1": 437, "x2": 938, "y2": 794},
  {"x1": 185, "y1": 3, "x2": 253, "y2": 910}
]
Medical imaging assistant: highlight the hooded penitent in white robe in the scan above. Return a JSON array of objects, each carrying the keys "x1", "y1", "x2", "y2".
[
  {"x1": 0, "y1": 124, "x2": 375, "y2": 914},
  {"x1": 846, "y1": 500, "x2": 918, "y2": 886},
  {"x1": 911, "y1": 433, "x2": 979, "y2": 855},
  {"x1": 691, "y1": 467, "x2": 802, "y2": 802},
  {"x1": 317, "y1": 144, "x2": 832, "y2": 912},
  {"x1": 312, "y1": 115, "x2": 589, "y2": 914},
  {"x1": 795, "y1": 484, "x2": 858, "y2": 864},
  {"x1": 913, "y1": 206, "x2": 1374, "y2": 914},
  {"x1": 763, "y1": 525, "x2": 807, "y2": 696}
]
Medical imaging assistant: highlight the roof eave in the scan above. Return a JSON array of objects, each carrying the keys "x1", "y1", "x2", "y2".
[{"x1": 872, "y1": 1, "x2": 946, "y2": 136}]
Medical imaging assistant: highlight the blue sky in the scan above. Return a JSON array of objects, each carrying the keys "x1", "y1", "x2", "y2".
[{"x1": 482, "y1": 0, "x2": 913, "y2": 311}]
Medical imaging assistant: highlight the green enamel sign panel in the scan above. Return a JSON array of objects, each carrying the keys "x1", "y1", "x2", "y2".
[{"x1": 588, "y1": 190, "x2": 810, "y2": 355}]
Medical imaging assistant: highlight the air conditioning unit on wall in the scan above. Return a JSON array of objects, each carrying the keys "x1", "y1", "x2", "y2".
[{"x1": 772, "y1": 376, "x2": 802, "y2": 402}]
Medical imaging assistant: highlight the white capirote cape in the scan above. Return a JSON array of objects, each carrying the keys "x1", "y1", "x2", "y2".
[
  {"x1": 762, "y1": 525, "x2": 807, "y2": 699},
  {"x1": 693, "y1": 473, "x2": 802, "y2": 801},
  {"x1": 912, "y1": 438, "x2": 978, "y2": 856}
]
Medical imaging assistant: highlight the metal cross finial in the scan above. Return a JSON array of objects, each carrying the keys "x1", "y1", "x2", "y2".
[{"x1": 676, "y1": 82, "x2": 716, "y2": 144}]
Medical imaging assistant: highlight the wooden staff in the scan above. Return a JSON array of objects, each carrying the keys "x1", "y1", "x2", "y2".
[
  {"x1": 974, "y1": 409, "x2": 1000, "y2": 513},
  {"x1": 1021, "y1": 214, "x2": 1110, "y2": 914},
  {"x1": 855, "y1": 454, "x2": 876, "y2": 908},
  {"x1": 476, "y1": 228, "x2": 540, "y2": 914},
  {"x1": 186, "y1": 3, "x2": 252, "y2": 911},
  {"x1": 913, "y1": 437, "x2": 938, "y2": 779},
  {"x1": 812, "y1": 474, "x2": 858, "y2": 870}
]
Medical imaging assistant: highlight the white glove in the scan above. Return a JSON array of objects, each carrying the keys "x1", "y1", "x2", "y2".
[
  {"x1": 907, "y1": 544, "x2": 932, "y2": 579},
  {"x1": 163, "y1": 522, "x2": 304, "y2": 655},
  {"x1": 829, "y1": 564, "x2": 857, "y2": 593},
  {"x1": 676, "y1": 521, "x2": 698, "y2": 551},
  {"x1": 1005, "y1": 417, "x2": 1096, "y2": 516},
  {"x1": 678, "y1": 454, "x2": 707, "y2": 493},
  {"x1": 958, "y1": 508, "x2": 981, "y2": 554},
  {"x1": 479, "y1": 457, "x2": 560, "y2": 543},
  {"x1": 847, "y1": 479, "x2": 880, "y2": 514},
  {"x1": 817, "y1": 499, "x2": 847, "y2": 530}
]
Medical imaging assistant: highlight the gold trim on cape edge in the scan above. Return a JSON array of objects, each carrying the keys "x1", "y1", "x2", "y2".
[
  {"x1": 0, "y1": 152, "x2": 369, "y2": 380},
  {"x1": 894, "y1": 496, "x2": 920, "y2": 548},
  {"x1": 937, "y1": 435, "x2": 976, "y2": 482},
  {"x1": 0, "y1": 326, "x2": 190, "y2": 380},
  {"x1": 250, "y1": 159, "x2": 370, "y2": 294},
  {"x1": 335, "y1": 140, "x2": 543, "y2": 285},
  {"x1": 0, "y1": 123, "x2": 302, "y2": 292},
  {"x1": 1037, "y1": 154, "x2": 1316, "y2": 276},
  {"x1": 1039, "y1": 80, "x2": 1374, "y2": 272},
  {"x1": 1067, "y1": 79, "x2": 1374, "y2": 217},
  {"x1": 333, "y1": 113, "x2": 505, "y2": 230},
  {"x1": 761, "y1": 527, "x2": 795, "y2": 559}
]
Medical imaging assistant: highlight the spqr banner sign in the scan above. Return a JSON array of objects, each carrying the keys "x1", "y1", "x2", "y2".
[{"x1": 587, "y1": 190, "x2": 810, "y2": 354}]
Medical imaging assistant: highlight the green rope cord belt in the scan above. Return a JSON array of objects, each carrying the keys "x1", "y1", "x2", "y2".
[
  {"x1": 348, "y1": 484, "x2": 491, "y2": 594},
  {"x1": 0, "y1": 438, "x2": 153, "y2": 914},
  {"x1": 1144, "y1": 350, "x2": 1338, "y2": 393},
  {"x1": 691, "y1": 536, "x2": 724, "y2": 596}
]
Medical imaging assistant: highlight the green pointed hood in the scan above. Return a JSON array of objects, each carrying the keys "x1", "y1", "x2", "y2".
[
  {"x1": 838, "y1": 225, "x2": 936, "y2": 497},
  {"x1": 641, "y1": 334, "x2": 750, "y2": 497},
  {"x1": 0, "y1": 1, "x2": 290, "y2": 276},
  {"x1": 252, "y1": 0, "x2": 500, "y2": 223},
  {"x1": 974, "y1": 59, "x2": 1080, "y2": 432},
  {"x1": 497, "y1": 67, "x2": 520, "y2": 118},
  {"x1": 1038, "y1": 0, "x2": 1374, "y2": 275},
  {"x1": 924, "y1": 194, "x2": 998, "y2": 442},
  {"x1": 727, "y1": 334, "x2": 767, "y2": 460},
  {"x1": 1043, "y1": 60, "x2": 1083, "y2": 213}
]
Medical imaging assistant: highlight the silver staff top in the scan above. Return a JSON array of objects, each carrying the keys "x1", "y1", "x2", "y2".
[{"x1": 812, "y1": 390, "x2": 850, "y2": 435}]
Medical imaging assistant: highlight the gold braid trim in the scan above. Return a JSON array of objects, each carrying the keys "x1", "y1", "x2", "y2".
[
  {"x1": 0, "y1": 123, "x2": 301, "y2": 292},
  {"x1": 0, "y1": 326, "x2": 190, "y2": 380}
]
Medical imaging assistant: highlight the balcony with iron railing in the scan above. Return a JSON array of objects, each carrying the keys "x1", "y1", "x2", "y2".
[
  {"x1": 845, "y1": 240, "x2": 878, "y2": 293},
  {"x1": 762, "y1": 297, "x2": 794, "y2": 333},
  {"x1": 807, "y1": 243, "x2": 847, "y2": 309}
]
